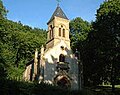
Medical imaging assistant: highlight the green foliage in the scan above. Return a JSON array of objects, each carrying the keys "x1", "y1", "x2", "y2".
[
  {"x1": 96, "y1": 0, "x2": 120, "y2": 20},
  {"x1": 0, "y1": 18, "x2": 47, "y2": 79},
  {"x1": 69, "y1": 17, "x2": 91, "y2": 52},
  {"x1": 0, "y1": 0, "x2": 7, "y2": 18},
  {"x1": 0, "y1": 79, "x2": 95, "y2": 95},
  {"x1": 82, "y1": 0, "x2": 120, "y2": 88},
  {"x1": 1, "y1": 79, "x2": 120, "y2": 95}
]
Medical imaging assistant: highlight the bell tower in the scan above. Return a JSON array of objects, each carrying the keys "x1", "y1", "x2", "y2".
[
  {"x1": 46, "y1": 5, "x2": 70, "y2": 50},
  {"x1": 23, "y1": 4, "x2": 80, "y2": 90}
]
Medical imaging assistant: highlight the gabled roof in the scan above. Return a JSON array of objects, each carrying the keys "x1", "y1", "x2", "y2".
[{"x1": 47, "y1": 5, "x2": 68, "y2": 24}]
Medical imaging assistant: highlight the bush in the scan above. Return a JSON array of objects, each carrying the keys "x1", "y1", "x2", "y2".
[{"x1": 0, "y1": 79, "x2": 96, "y2": 95}]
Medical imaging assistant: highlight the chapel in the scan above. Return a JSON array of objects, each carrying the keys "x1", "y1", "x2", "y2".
[{"x1": 23, "y1": 5, "x2": 81, "y2": 90}]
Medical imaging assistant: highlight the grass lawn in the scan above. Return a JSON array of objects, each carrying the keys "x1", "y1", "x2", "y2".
[
  {"x1": 89, "y1": 85, "x2": 120, "y2": 95},
  {"x1": 115, "y1": 85, "x2": 120, "y2": 88}
]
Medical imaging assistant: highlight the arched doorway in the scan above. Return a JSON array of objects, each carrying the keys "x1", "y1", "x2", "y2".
[{"x1": 54, "y1": 75, "x2": 71, "y2": 88}]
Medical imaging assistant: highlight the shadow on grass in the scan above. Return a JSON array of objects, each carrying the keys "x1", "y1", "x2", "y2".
[
  {"x1": 88, "y1": 86, "x2": 120, "y2": 95},
  {"x1": 0, "y1": 79, "x2": 95, "y2": 95},
  {"x1": 2, "y1": 79, "x2": 120, "y2": 95},
  {"x1": 0, "y1": 80, "x2": 120, "y2": 95}
]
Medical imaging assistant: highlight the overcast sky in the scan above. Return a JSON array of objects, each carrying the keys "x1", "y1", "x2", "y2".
[{"x1": 3, "y1": 0, "x2": 105, "y2": 29}]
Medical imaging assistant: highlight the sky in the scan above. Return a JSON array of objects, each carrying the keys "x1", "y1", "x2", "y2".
[{"x1": 2, "y1": 0, "x2": 105, "y2": 29}]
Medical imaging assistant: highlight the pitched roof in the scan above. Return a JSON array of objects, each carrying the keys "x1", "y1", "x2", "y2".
[{"x1": 47, "y1": 5, "x2": 68, "y2": 24}]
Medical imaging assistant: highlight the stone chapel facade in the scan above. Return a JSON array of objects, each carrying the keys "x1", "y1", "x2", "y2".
[{"x1": 23, "y1": 5, "x2": 81, "y2": 90}]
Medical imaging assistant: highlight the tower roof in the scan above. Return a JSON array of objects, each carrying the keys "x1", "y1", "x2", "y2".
[{"x1": 47, "y1": 5, "x2": 68, "y2": 24}]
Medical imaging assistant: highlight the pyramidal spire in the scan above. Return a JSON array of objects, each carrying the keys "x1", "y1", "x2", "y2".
[
  {"x1": 47, "y1": 4, "x2": 68, "y2": 24},
  {"x1": 57, "y1": 2, "x2": 59, "y2": 7}
]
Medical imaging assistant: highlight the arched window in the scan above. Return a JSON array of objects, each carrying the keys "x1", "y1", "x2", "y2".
[
  {"x1": 50, "y1": 25, "x2": 53, "y2": 38},
  {"x1": 49, "y1": 25, "x2": 54, "y2": 39},
  {"x1": 59, "y1": 54, "x2": 65, "y2": 62},
  {"x1": 63, "y1": 29, "x2": 65, "y2": 37},
  {"x1": 59, "y1": 28, "x2": 61, "y2": 36},
  {"x1": 51, "y1": 30, "x2": 53, "y2": 38},
  {"x1": 49, "y1": 30, "x2": 51, "y2": 39}
]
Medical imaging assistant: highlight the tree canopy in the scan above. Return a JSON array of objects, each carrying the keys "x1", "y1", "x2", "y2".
[
  {"x1": 69, "y1": 17, "x2": 91, "y2": 52},
  {"x1": 0, "y1": 0, "x2": 7, "y2": 18},
  {"x1": 82, "y1": 0, "x2": 120, "y2": 89},
  {"x1": 0, "y1": 19, "x2": 47, "y2": 79}
]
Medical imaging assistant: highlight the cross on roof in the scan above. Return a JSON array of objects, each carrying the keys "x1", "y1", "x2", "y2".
[
  {"x1": 56, "y1": 0, "x2": 61, "y2": 6},
  {"x1": 57, "y1": 0, "x2": 61, "y2": 3}
]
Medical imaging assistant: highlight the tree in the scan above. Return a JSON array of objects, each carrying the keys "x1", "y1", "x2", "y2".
[
  {"x1": 0, "y1": 0, "x2": 7, "y2": 18},
  {"x1": 69, "y1": 17, "x2": 91, "y2": 52},
  {"x1": 82, "y1": 0, "x2": 120, "y2": 90},
  {"x1": 0, "y1": 18, "x2": 47, "y2": 79},
  {"x1": 69, "y1": 17, "x2": 91, "y2": 88}
]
